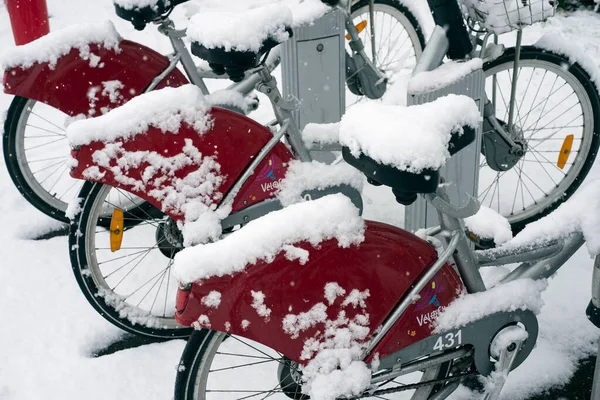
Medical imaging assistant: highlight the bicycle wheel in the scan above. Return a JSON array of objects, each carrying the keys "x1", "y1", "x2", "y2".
[
  {"x1": 481, "y1": 46, "x2": 600, "y2": 233},
  {"x1": 174, "y1": 329, "x2": 457, "y2": 400},
  {"x1": 69, "y1": 181, "x2": 192, "y2": 339},
  {"x1": 3, "y1": 96, "x2": 83, "y2": 223},
  {"x1": 348, "y1": 0, "x2": 425, "y2": 106}
]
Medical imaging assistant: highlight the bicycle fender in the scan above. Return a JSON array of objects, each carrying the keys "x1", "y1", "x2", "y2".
[
  {"x1": 175, "y1": 221, "x2": 465, "y2": 365},
  {"x1": 3, "y1": 39, "x2": 188, "y2": 117},
  {"x1": 69, "y1": 107, "x2": 293, "y2": 221}
]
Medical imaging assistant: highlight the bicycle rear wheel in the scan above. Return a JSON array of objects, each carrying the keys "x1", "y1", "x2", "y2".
[
  {"x1": 348, "y1": 0, "x2": 425, "y2": 107},
  {"x1": 480, "y1": 46, "x2": 600, "y2": 233},
  {"x1": 174, "y1": 329, "x2": 457, "y2": 400},
  {"x1": 3, "y1": 97, "x2": 82, "y2": 222},
  {"x1": 69, "y1": 181, "x2": 192, "y2": 339}
]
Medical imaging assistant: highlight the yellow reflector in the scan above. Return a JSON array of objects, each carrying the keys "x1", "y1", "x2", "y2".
[
  {"x1": 110, "y1": 208, "x2": 124, "y2": 252},
  {"x1": 346, "y1": 20, "x2": 368, "y2": 40},
  {"x1": 557, "y1": 134, "x2": 574, "y2": 169}
]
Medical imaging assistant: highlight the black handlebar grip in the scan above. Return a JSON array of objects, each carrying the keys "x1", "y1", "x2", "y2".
[
  {"x1": 321, "y1": 0, "x2": 340, "y2": 5},
  {"x1": 427, "y1": 0, "x2": 473, "y2": 60}
]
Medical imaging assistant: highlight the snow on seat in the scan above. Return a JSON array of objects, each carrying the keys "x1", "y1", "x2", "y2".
[
  {"x1": 339, "y1": 94, "x2": 481, "y2": 202},
  {"x1": 187, "y1": 0, "x2": 331, "y2": 81}
]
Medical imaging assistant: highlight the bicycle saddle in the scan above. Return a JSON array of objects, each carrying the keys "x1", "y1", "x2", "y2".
[
  {"x1": 188, "y1": 4, "x2": 294, "y2": 82},
  {"x1": 113, "y1": 0, "x2": 189, "y2": 30},
  {"x1": 339, "y1": 95, "x2": 478, "y2": 205}
]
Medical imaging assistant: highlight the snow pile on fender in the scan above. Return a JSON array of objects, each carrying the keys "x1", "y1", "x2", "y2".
[
  {"x1": 173, "y1": 193, "x2": 365, "y2": 284},
  {"x1": 339, "y1": 94, "x2": 481, "y2": 173},
  {"x1": 67, "y1": 85, "x2": 213, "y2": 146},
  {"x1": 464, "y1": 206, "x2": 513, "y2": 246},
  {"x1": 1, "y1": 20, "x2": 121, "y2": 70}
]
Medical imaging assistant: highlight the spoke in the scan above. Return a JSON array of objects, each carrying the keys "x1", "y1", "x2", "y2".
[
  {"x1": 37, "y1": 162, "x2": 67, "y2": 186},
  {"x1": 25, "y1": 124, "x2": 66, "y2": 137},
  {"x1": 163, "y1": 254, "x2": 173, "y2": 317},
  {"x1": 99, "y1": 248, "x2": 157, "y2": 268},
  {"x1": 209, "y1": 358, "x2": 277, "y2": 373},
  {"x1": 520, "y1": 69, "x2": 547, "y2": 130},
  {"x1": 30, "y1": 109, "x2": 67, "y2": 132},
  {"x1": 109, "y1": 248, "x2": 154, "y2": 291},
  {"x1": 529, "y1": 112, "x2": 582, "y2": 151},
  {"x1": 215, "y1": 352, "x2": 275, "y2": 360},
  {"x1": 30, "y1": 159, "x2": 65, "y2": 175},
  {"x1": 125, "y1": 264, "x2": 171, "y2": 304},
  {"x1": 149, "y1": 260, "x2": 170, "y2": 312},
  {"x1": 25, "y1": 136, "x2": 65, "y2": 151}
]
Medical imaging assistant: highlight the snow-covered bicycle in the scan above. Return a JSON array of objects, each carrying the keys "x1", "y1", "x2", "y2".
[
  {"x1": 66, "y1": 0, "x2": 600, "y2": 341},
  {"x1": 2, "y1": 0, "x2": 422, "y2": 223}
]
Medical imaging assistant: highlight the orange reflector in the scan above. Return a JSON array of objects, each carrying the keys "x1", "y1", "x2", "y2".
[
  {"x1": 346, "y1": 20, "x2": 368, "y2": 40},
  {"x1": 110, "y1": 208, "x2": 124, "y2": 252},
  {"x1": 557, "y1": 134, "x2": 574, "y2": 169}
]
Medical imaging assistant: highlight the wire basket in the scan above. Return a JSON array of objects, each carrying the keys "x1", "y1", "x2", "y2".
[{"x1": 462, "y1": 0, "x2": 556, "y2": 34}]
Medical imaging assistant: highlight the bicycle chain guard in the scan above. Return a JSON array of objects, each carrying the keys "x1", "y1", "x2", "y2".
[{"x1": 376, "y1": 309, "x2": 538, "y2": 377}]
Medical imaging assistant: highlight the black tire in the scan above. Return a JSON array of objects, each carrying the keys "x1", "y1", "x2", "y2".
[
  {"x1": 481, "y1": 46, "x2": 600, "y2": 234},
  {"x1": 351, "y1": 0, "x2": 426, "y2": 55},
  {"x1": 3, "y1": 96, "x2": 75, "y2": 223},
  {"x1": 69, "y1": 181, "x2": 192, "y2": 339},
  {"x1": 174, "y1": 330, "x2": 454, "y2": 400}
]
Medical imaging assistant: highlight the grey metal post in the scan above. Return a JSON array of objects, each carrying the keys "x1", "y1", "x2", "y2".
[
  {"x1": 281, "y1": 9, "x2": 346, "y2": 163},
  {"x1": 405, "y1": 68, "x2": 486, "y2": 231}
]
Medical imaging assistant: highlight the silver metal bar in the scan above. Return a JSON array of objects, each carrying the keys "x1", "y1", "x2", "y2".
[
  {"x1": 218, "y1": 119, "x2": 291, "y2": 208},
  {"x1": 360, "y1": 231, "x2": 461, "y2": 360},
  {"x1": 500, "y1": 232, "x2": 585, "y2": 283},
  {"x1": 167, "y1": 33, "x2": 209, "y2": 95},
  {"x1": 227, "y1": 47, "x2": 282, "y2": 96},
  {"x1": 144, "y1": 53, "x2": 181, "y2": 93},
  {"x1": 412, "y1": 26, "x2": 448, "y2": 75},
  {"x1": 476, "y1": 240, "x2": 563, "y2": 267},
  {"x1": 507, "y1": 28, "x2": 522, "y2": 135},
  {"x1": 592, "y1": 255, "x2": 600, "y2": 308},
  {"x1": 371, "y1": 348, "x2": 472, "y2": 383},
  {"x1": 369, "y1": 0, "x2": 376, "y2": 66}
]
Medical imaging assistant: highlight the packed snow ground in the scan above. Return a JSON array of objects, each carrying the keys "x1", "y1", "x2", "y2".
[{"x1": 1, "y1": 1, "x2": 600, "y2": 400}]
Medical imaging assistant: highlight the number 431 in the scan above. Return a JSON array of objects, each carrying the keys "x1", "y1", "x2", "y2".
[{"x1": 433, "y1": 330, "x2": 462, "y2": 352}]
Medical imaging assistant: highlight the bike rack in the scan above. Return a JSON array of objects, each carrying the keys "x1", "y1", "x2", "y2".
[{"x1": 281, "y1": 8, "x2": 346, "y2": 163}]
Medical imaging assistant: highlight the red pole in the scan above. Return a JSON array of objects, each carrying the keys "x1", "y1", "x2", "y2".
[{"x1": 5, "y1": 0, "x2": 50, "y2": 45}]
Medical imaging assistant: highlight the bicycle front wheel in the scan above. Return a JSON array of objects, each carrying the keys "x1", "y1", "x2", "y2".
[
  {"x1": 174, "y1": 329, "x2": 456, "y2": 400},
  {"x1": 481, "y1": 46, "x2": 600, "y2": 233},
  {"x1": 69, "y1": 181, "x2": 192, "y2": 339}
]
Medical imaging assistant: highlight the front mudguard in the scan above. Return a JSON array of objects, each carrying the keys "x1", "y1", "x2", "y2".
[
  {"x1": 175, "y1": 221, "x2": 464, "y2": 365},
  {"x1": 3, "y1": 39, "x2": 188, "y2": 117}
]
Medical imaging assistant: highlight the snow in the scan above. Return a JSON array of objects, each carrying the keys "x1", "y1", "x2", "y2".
[
  {"x1": 277, "y1": 160, "x2": 364, "y2": 206},
  {"x1": 324, "y1": 282, "x2": 346, "y2": 305},
  {"x1": 67, "y1": 85, "x2": 213, "y2": 147},
  {"x1": 206, "y1": 89, "x2": 255, "y2": 114},
  {"x1": 464, "y1": 205, "x2": 513, "y2": 246},
  {"x1": 114, "y1": 0, "x2": 166, "y2": 10},
  {"x1": 1, "y1": 20, "x2": 121, "y2": 70},
  {"x1": 434, "y1": 279, "x2": 547, "y2": 332},
  {"x1": 302, "y1": 122, "x2": 340, "y2": 149},
  {"x1": 187, "y1": 4, "x2": 293, "y2": 52},
  {"x1": 501, "y1": 179, "x2": 600, "y2": 256},
  {"x1": 339, "y1": 94, "x2": 481, "y2": 173},
  {"x1": 461, "y1": 0, "x2": 555, "y2": 35},
  {"x1": 407, "y1": 59, "x2": 484, "y2": 95},
  {"x1": 535, "y1": 31, "x2": 600, "y2": 91},
  {"x1": 65, "y1": 197, "x2": 83, "y2": 221},
  {"x1": 172, "y1": 194, "x2": 365, "y2": 284},
  {"x1": 250, "y1": 290, "x2": 272, "y2": 319},
  {"x1": 200, "y1": 291, "x2": 222, "y2": 308}
]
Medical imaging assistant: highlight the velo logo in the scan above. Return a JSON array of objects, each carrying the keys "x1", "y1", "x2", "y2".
[{"x1": 256, "y1": 156, "x2": 284, "y2": 193}]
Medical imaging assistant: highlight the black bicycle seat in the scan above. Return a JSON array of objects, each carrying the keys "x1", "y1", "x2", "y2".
[
  {"x1": 342, "y1": 126, "x2": 475, "y2": 205},
  {"x1": 191, "y1": 27, "x2": 292, "y2": 82},
  {"x1": 114, "y1": 0, "x2": 189, "y2": 30}
]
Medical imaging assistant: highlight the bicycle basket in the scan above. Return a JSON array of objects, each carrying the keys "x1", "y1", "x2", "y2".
[{"x1": 462, "y1": 0, "x2": 556, "y2": 34}]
